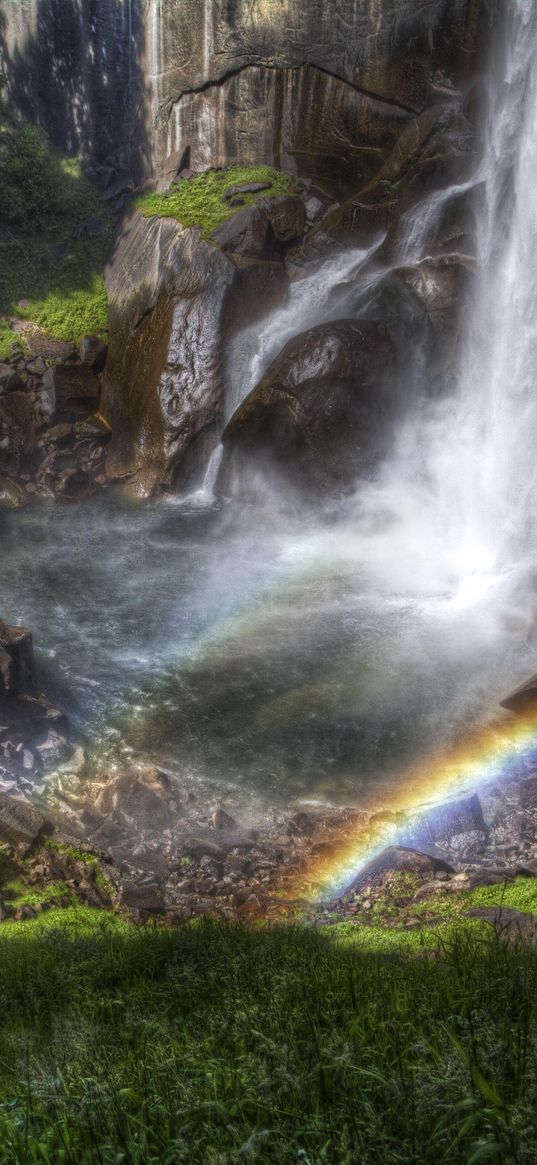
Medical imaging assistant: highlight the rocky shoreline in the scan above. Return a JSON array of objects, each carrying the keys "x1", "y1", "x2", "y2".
[{"x1": 1, "y1": 617, "x2": 537, "y2": 935}]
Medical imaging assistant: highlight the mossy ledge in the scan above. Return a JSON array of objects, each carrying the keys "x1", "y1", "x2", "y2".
[{"x1": 136, "y1": 166, "x2": 295, "y2": 237}]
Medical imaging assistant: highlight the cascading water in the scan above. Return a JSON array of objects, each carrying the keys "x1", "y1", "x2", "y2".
[
  {"x1": 2, "y1": 4, "x2": 537, "y2": 812},
  {"x1": 344, "y1": 0, "x2": 537, "y2": 608}
]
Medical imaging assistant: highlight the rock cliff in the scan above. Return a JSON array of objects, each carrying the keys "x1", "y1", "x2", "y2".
[{"x1": 2, "y1": 0, "x2": 495, "y2": 187}]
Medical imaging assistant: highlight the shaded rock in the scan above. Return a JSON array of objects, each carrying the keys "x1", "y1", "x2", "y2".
[
  {"x1": 344, "y1": 845, "x2": 456, "y2": 894},
  {"x1": 95, "y1": 768, "x2": 170, "y2": 831},
  {"x1": 501, "y1": 674, "x2": 537, "y2": 715},
  {"x1": 0, "y1": 392, "x2": 36, "y2": 475},
  {"x1": 0, "y1": 622, "x2": 35, "y2": 697},
  {"x1": 0, "y1": 793, "x2": 47, "y2": 853},
  {"x1": 49, "y1": 364, "x2": 101, "y2": 404},
  {"x1": 519, "y1": 777, "x2": 537, "y2": 810},
  {"x1": 0, "y1": 475, "x2": 26, "y2": 509},
  {"x1": 219, "y1": 319, "x2": 397, "y2": 504},
  {"x1": 120, "y1": 880, "x2": 165, "y2": 913},
  {"x1": 402, "y1": 793, "x2": 487, "y2": 848},
  {"x1": 465, "y1": 906, "x2": 537, "y2": 941},
  {"x1": 0, "y1": 364, "x2": 25, "y2": 393},
  {"x1": 209, "y1": 205, "x2": 270, "y2": 260},
  {"x1": 223, "y1": 182, "x2": 272, "y2": 200},
  {"x1": 259, "y1": 195, "x2": 306, "y2": 243},
  {"x1": 211, "y1": 808, "x2": 237, "y2": 831},
  {"x1": 80, "y1": 335, "x2": 107, "y2": 372}
]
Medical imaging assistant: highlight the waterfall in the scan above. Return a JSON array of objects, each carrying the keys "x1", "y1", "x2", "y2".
[
  {"x1": 341, "y1": 1, "x2": 537, "y2": 608},
  {"x1": 194, "y1": 239, "x2": 385, "y2": 502}
]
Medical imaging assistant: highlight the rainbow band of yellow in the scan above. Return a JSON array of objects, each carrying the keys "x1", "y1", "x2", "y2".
[{"x1": 285, "y1": 709, "x2": 537, "y2": 902}]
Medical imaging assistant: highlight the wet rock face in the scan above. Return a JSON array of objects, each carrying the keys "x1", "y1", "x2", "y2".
[
  {"x1": 0, "y1": 336, "x2": 110, "y2": 508},
  {"x1": 218, "y1": 318, "x2": 406, "y2": 504},
  {"x1": 3, "y1": 0, "x2": 494, "y2": 186},
  {"x1": 149, "y1": 0, "x2": 492, "y2": 191},
  {"x1": 101, "y1": 211, "x2": 290, "y2": 496}
]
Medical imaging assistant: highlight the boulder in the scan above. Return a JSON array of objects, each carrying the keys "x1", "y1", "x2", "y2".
[
  {"x1": 0, "y1": 793, "x2": 47, "y2": 853},
  {"x1": 401, "y1": 793, "x2": 488, "y2": 849},
  {"x1": 101, "y1": 211, "x2": 288, "y2": 495},
  {"x1": 259, "y1": 196, "x2": 306, "y2": 244},
  {"x1": 344, "y1": 845, "x2": 456, "y2": 894},
  {"x1": 0, "y1": 364, "x2": 25, "y2": 394},
  {"x1": 218, "y1": 318, "x2": 397, "y2": 504},
  {"x1": 0, "y1": 475, "x2": 26, "y2": 510},
  {"x1": 47, "y1": 365, "x2": 100, "y2": 404},
  {"x1": 0, "y1": 622, "x2": 35, "y2": 697},
  {"x1": 93, "y1": 766, "x2": 176, "y2": 834},
  {"x1": 0, "y1": 393, "x2": 36, "y2": 475},
  {"x1": 501, "y1": 674, "x2": 537, "y2": 715},
  {"x1": 209, "y1": 206, "x2": 271, "y2": 261},
  {"x1": 80, "y1": 335, "x2": 107, "y2": 372}
]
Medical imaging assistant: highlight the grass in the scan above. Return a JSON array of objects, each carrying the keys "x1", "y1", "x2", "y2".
[
  {"x1": 0, "y1": 908, "x2": 536, "y2": 1162},
  {"x1": 137, "y1": 166, "x2": 295, "y2": 237},
  {"x1": 0, "y1": 120, "x2": 114, "y2": 359}
]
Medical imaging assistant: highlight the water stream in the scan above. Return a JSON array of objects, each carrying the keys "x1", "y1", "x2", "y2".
[{"x1": 2, "y1": 3, "x2": 537, "y2": 813}]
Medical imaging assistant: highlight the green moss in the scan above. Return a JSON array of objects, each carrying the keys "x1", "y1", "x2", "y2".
[
  {"x1": 45, "y1": 840, "x2": 112, "y2": 895},
  {"x1": 137, "y1": 165, "x2": 295, "y2": 237},
  {"x1": 2, "y1": 878, "x2": 72, "y2": 909}
]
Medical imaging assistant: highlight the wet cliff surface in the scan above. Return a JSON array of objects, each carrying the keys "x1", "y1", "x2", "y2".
[{"x1": 2, "y1": 0, "x2": 494, "y2": 187}]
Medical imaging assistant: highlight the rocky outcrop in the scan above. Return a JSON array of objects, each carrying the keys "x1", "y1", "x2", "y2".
[
  {"x1": 101, "y1": 210, "x2": 290, "y2": 495},
  {"x1": 501, "y1": 674, "x2": 537, "y2": 715},
  {"x1": 219, "y1": 319, "x2": 399, "y2": 504},
  {"x1": 0, "y1": 334, "x2": 110, "y2": 506},
  {"x1": 0, "y1": 619, "x2": 71, "y2": 793}
]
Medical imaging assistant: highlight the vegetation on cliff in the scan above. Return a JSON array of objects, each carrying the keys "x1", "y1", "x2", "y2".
[
  {"x1": 0, "y1": 97, "x2": 113, "y2": 359},
  {"x1": 137, "y1": 166, "x2": 295, "y2": 237}
]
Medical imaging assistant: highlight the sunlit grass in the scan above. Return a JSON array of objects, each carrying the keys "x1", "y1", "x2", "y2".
[{"x1": 137, "y1": 165, "x2": 294, "y2": 237}]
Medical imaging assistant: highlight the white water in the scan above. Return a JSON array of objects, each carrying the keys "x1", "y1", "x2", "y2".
[{"x1": 332, "y1": 2, "x2": 537, "y2": 618}]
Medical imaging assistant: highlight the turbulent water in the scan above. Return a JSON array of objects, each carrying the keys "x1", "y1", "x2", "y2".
[{"x1": 2, "y1": 3, "x2": 537, "y2": 812}]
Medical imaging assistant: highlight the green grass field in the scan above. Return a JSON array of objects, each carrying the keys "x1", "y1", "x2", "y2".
[{"x1": 0, "y1": 907, "x2": 536, "y2": 1164}]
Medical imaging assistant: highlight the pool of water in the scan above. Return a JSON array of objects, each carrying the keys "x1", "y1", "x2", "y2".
[{"x1": 1, "y1": 495, "x2": 533, "y2": 809}]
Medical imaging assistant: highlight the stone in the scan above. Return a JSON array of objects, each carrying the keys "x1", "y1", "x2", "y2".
[
  {"x1": 80, "y1": 336, "x2": 107, "y2": 372},
  {"x1": 259, "y1": 195, "x2": 306, "y2": 243},
  {"x1": 209, "y1": 206, "x2": 270, "y2": 260},
  {"x1": 223, "y1": 182, "x2": 272, "y2": 200},
  {"x1": 120, "y1": 881, "x2": 165, "y2": 912},
  {"x1": 0, "y1": 793, "x2": 47, "y2": 853},
  {"x1": 219, "y1": 319, "x2": 397, "y2": 505},
  {"x1": 0, "y1": 622, "x2": 35, "y2": 696},
  {"x1": 0, "y1": 364, "x2": 25, "y2": 393},
  {"x1": 0, "y1": 392, "x2": 36, "y2": 475},
  {"x1": 501, "y1": 674, "x2": 537, "y2": 715},
  {"x1": 518, "y1": 777, "x2": 537, "y2": 810},
  {"x1": 95, "y1": 768, "x2": 170, "y2": 831},
  {"x1": 49, "y1": 365, "x2": 100, "y2": 403},
  {"x1": 343, "y1": 845, "x2": 456, "y2": 895},
  {"x1": 211, "y1": 808, "x2": 237, "y2": 831},
  {"x1": 0, "y1": 476, "x2": 26, "y2": 509}
]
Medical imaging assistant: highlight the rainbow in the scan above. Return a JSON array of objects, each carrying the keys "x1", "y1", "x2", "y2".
[{"x1": 286, "y1": 707, "x2": 537, "y2": 902}]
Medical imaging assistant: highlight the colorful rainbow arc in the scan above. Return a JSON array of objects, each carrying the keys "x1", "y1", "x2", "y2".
[{"x1": 288, "y1": 707, "x2": 537, "y2": 902}]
